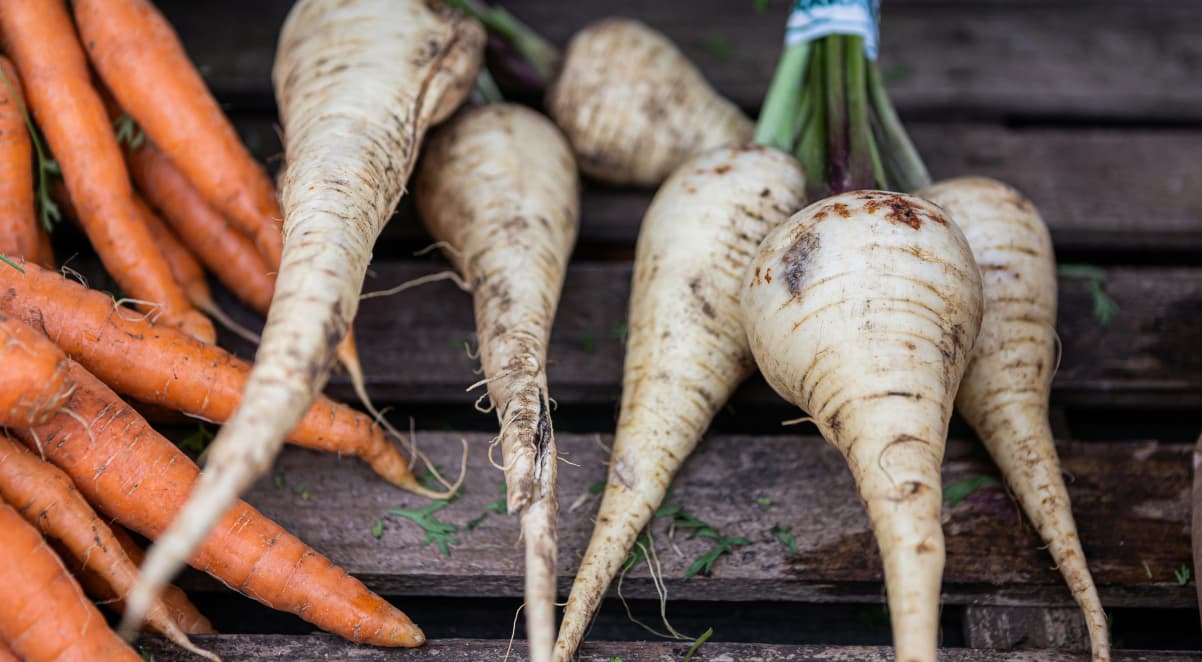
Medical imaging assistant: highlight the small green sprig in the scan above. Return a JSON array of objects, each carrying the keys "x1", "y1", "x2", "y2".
[
  {"x1": 771, "y1": 524, "x2": 798, "y2": 554},
  {"x1": 1058, "y1": 264, "x2": 1119, "y2": 325},
  {"x1": 177, "y1": 424, "x2": 213, "y2": 454},
  {"x1": 942, "y1": 475, "x2": 999, "y2": 508},
  {"x1": 112, "y1": 113, "x2": 146, "y2": 149},
  {"x1": 390, "y1": 501, "x2": 460, "y2": 557},
  {"x1": 1175, "y1": 563, "x2": 1191, "y2": 586}
]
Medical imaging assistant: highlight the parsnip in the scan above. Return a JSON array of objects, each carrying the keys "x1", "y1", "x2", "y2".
[
  {"x1": 444, "y1": 3, "x2": 753, "y2": 187},
  {"x1": 741, "y1": 190, "x2": 983, "y2": 662},
  {"x1": 123, "y1": 0, "x2": 483, "y2": 635},
  {"x1": 547, "y1": 18, "x2": 753, "y2": 187},
  {"x1": 920, "y1": 176, "x2": 1109, "y2": 661},
  {"x1": 415, "y1": 102, "x2": 579, "y2": 662},
  {"x1": 554, "y1": 145, "x2": 805, "y2": 661}
]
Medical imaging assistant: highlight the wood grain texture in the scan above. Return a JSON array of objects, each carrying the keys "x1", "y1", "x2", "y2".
[
  {"x1": 205, "y1": 264, "x2": 1202, "y2": 407},
  {"x1": 230, "y1": 119, "x2": 1202, "y2": 253},
  {"x1": 158, "y1": 1, "x2": 1202, "y2": 120},
  {"x1": 963, "y1": 606, "x2": 1089, "y2": 650},
  {"x1": 135, "y1": 635, "x2": 1201, "y2": 662},
  {"x1": 171, "y1": 433, "x2": 1191, "y2": 609}
]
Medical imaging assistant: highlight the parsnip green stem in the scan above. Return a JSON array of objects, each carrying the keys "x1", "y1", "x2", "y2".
[
  {"x1": 824, "y1": 37, "x2": 849, "y2": 193},
  {"x1": 753, "y1": 42, "x2": 810, "y2": 151},
  {"x1": 443, "y1": 0, "x2": 560, "y2": 86},
  {"x1": 868, "y1": 61, "x2": 930, "y2": 192},
  {"x1": 759, "y1": 14, "x2": 926, "y2": 197},
  {"x1": 844, "y1": 36, "x2": 875, "y2": 190}
]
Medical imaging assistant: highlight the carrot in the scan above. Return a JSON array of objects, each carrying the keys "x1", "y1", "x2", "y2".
[
  {"x1": 0, "y1": 0, "x2": 213, "y2": 341},
  {"x1": 33, "y1": 222, "x2": 54, "y2": 268},
  {"x1": 554, "y1": 145, "x2": 806, "y2": 659},
  {"x1": 0, "y1": 259, "x2": 421, "y2": 492},
  {"x1": 125, "y1": 0, "x2": 485, "y2": 627},
  {"x1": 60, "y1": 526, "x2": 217, "y2": 637},
  {"x1": 0, "y1": 56, "x2": 41, "y2": 265},
  {"x1": 0, "y1": 500, "x2": 141, "y2": 661},
  {"x1": 0, "y1": 434, "x2": 217, "y2": 661},
  {"x1": 0, "y1": 640, "x2": 17, "y2": 662},
  {"x1": 0, "y1": 311, "x2": 74, "y2": 428},
  {"x1": 74, "y1": 0, "x2": 282, "y2": 268},
  {"x1": 920, "y1": 177, "x2": 1109, "y2": 661},
  {"x1": 132, "y1": 191, "x2": 259, "y2": 343},
  {"x1": 741, "y1": 191, "x2": 983, "y2": 662},
  {"x1": 107, "y1": 525, "x2": 218, "y2": 635},
  {"x1": 126, "y1": 139, "x2": 274, "y2": 315},
  {"x1": 416, "y1": 102, "x2": 580, "y2": 662},
  {"x1": 130, "y1": 193, "x2": 223, "y2": 342},
  {"x1": 12, "y1": 360, "x2": 424, "y2": 648}
]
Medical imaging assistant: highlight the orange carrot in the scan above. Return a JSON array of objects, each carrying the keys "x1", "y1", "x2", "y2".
[
  {"x1": 106, "y1": 525, "x2": 217, "y2": 635},
  {"x1": 0, "y1": 500, "x2": 141, "y2": 661},
  {"x1": 33, "y1": 223, "x2": 54, "y2": 268},
  {"x1": 130, "y1": 193, "x2": 223, "y2": 344},
  {"x1": 0, "y1": 0, "x2": 212, "y2": 341},
  {"x1": 127, "y1": 139, "x2": 275, "y2": 314},
  {"x1": 132, "y1": 194, "x2": 209, "y2": 312},
  {"x1": 0, "y1": 56, "x2": 41, "y2": 266},
  {"x1": 13, "y1": 361, "x2": 425, "y2": 647},
  {"x1": 0, "y1": 311, "x2": 73, "y2": 428},
  {"x1": 0, "y1": 639, "x2": 17, "y2": 662},
  {"x1": 0, "y1": 259, "x2": 424, "y2": 493},
  {"x1": 132, "y1": 191, "x2": 259, "y2": 343},
  {"x1": 0, "y1": 434, "x2": 217, "y2": 660},
  {"x1": 74, "y1": 0, "x2": 283, "y2": 268}
]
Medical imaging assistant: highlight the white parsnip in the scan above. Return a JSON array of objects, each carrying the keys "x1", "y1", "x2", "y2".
[
  {"x1": 415, "y1": 103, "x2": 579, "y2": 662},
  {"x1": 554, "y1": 145, "x2": 806, "y2": 661},
  {"x1": 919, "y1": 176, "x2": 1110, "y2": 661},
  {"x1": 123, "y1": 0, "x2": 483, "y2": 635},
  {"x1": 741, "y1": 191, "x2": 983, "y2": 662},
  {"x1": 547, "y1": 18, "x2": 754, "y2": 187}
]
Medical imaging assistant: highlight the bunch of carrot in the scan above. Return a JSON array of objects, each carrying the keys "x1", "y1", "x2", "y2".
[{"x1": 0, "y1": 0, "x2": 442, "y2": 658}]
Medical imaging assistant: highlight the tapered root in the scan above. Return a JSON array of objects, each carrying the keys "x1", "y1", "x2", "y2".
[
  {"x1": 522, "y1": 437, "x2": 559, "y2": 662},
  {"x1": 555, "y1": 480, "x2": 664, "y2": 661},
  {"x1": 856, "y1": 462, "x2": 945, "y2": 662}
]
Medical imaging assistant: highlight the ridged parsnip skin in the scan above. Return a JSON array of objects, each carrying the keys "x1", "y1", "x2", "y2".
[
  {"x1": 415, "y1": 103, "x2": 579, "y2": 662},
  {"x1": 125, "y1": 0, "x2": 484, "y2": 637},
  {"x1": 741, "y1": 191, "x2": 983, "y2": 662},
  {"x1": 920, "y1": 177, "x2": 1110, "y2": 661},
  {"x1": 547, "y1": 18, "x2": 754, "y2": 188},
  {"x1": 554, "y1": 145, "x2": 805, "y2": 661}
]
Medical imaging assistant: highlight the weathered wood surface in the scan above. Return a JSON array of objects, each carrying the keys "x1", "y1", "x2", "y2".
[
  {"x1": 173, "y1": 433, "x2": 1193, "y2": 609},
  {"x1": 231, "y1": 119, "x2": 1202, "y2": 253},
  {"x1": 963, "y1": 606, "x2": 1088, "y2": 650},
  {"x1": 207, "y1": 264, "x2": 1202, "y2": 407},
  {"x1": 136, "y1": 636, "x2": 1200, "y2": 662},
  {"x1": 159, "y1": 1, "x2": 1202, "y2": 121}
]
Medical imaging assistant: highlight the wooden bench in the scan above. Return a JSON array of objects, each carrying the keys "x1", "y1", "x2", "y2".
[{"x1": 135, "y1": 1, "x2": 1202, "y2": 659}]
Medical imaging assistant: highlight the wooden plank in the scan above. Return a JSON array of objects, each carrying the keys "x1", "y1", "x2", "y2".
[
  {"x1": 231, "y1": 119, "x2": 1202, "y2": 253},
  {"x1": 963, "y1": 606, "x2": 1088, "y2": 651},
  {"x1": 206, "y1": 264, "x2": 1202, "y2": 407},
  {"x1": 135, "y1": 635, "x2": 1199, "y2": 662},
  {"x1": 174, "y1": 433, "x2": 1192, "y2": 609},
  {"x1": 158, "y1": 1, "x2": 1202, "y2": 120}
]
